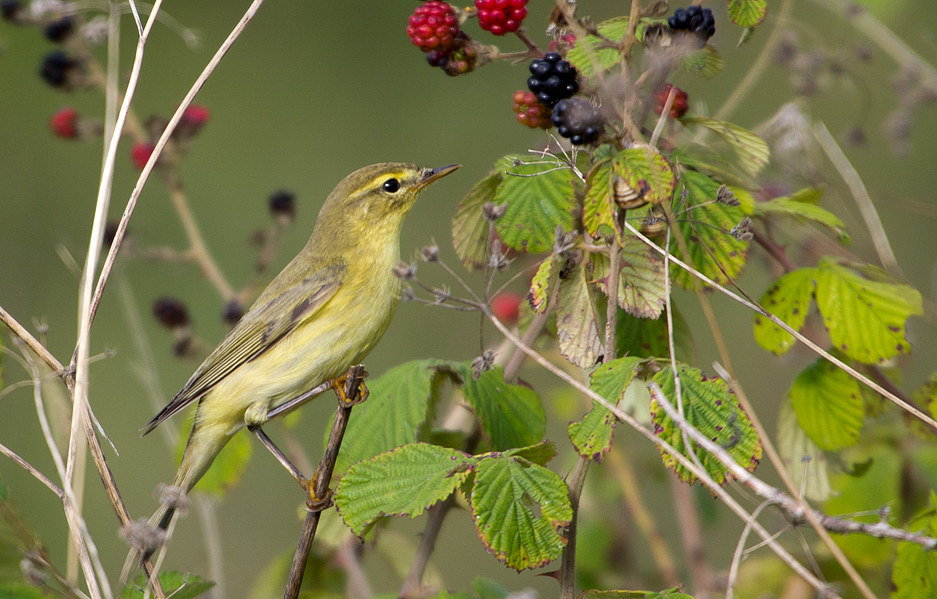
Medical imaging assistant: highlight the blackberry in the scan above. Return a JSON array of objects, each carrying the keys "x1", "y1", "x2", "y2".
[
  {"x1": 526, "y1": 52, "x2": 578, "y2": 107},
  {"x1": 550, "y1": 98, "x2": 603, "y2": 145},
  {"x1": 269, "y1": 190, "x2": 296, "y2": 221},
  {"x1": 653, "y1": 83, "x2": 689, "y2": 118},
  {"x1": 475, "y1": 0, "x2": 528, "y2": 36},
  {"x1": 668, "y1": 5, "x2": 715, "y2": 40},
  {"x1": 44, "y1": 16, "x2": 75, "y2": 43},
  {"x1": 407, "y1": 1, "x2": 460, "y2": 53},
  {"x1": 50, "y1": 107, "x2": 79, "y2": 139},
  {"x1": 153, "y1": 297, "x2": 189, "y2": 329},
  {"x1": 1, "y1": 0, "x2": 25, "y2": 23},
  {"x1": 131, "y1": 141, "x2": 155, "y2": 170},
  {"x1": 40, "y1": 51, "x2": 81, "y2": 88},
  {"x1": 223, "y1": 300, "x2": 245, "y2": 326}
]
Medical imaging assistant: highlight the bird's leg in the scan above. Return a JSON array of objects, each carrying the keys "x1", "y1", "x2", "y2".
[
  {"x1": 247, "y1": 424, "x2": 307, "y2": 483},
  {"x1": 265, "y1": 381, "x2": 332, "y2": 421},
  {"x1": 330, "y1": 364, "x2": 369, "y2": 407}
]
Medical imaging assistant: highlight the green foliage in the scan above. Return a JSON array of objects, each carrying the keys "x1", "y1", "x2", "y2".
[
  {"x1": 670, "y1": 170, "x2": 750, "y2": 289},
  {"x1": 583, "y1": 157, "x2": 616, "y2": 239},
  {"x1": 566, "y1": 17, "x2": 639, "y2": 78},
  {"x1": 0, "y1": 583, "x2": 50, "y2": 598},
  {"x1": 581, "y1": 589, "x2": 694, "y2": 598},
  {"x1": 751, "y1": 193, "x2": 850, "y2": 244},
  {"x1": 570, "y1": 357, "x2": 643, "y2": 460},
  {"x1": 680, "y1": 117, "x2": 769, "y2": 177},
  {"x1": 814, "y1": 258, "x2": 922, "y2": 363},
  {"x1": 592, "y1": 237, "x2": 667, "y2": 320},
  {"x1": 727, "y1": 0, "x2": 768, "y2": 27},
  {"x1": 122, "y1": 572, "x2": 214, "y2": 599},
  {"x1": 789, "y1": 357, "x2": 864, "y2": 451},
  {"x1": 776, "y1": 399, "x2": 830, "y2": 501},
  {"x1": 616, "y1": 305, "x2": 693, "y2": 362},
  {"x1": 456, "y1": 364, "x2": 545, "y2": 451},
  {"x1": 555, "y1": 262, "x2": 604, "y2": 368},
  {"x1": 470, "y1": 452, "x2": 572, "y2": 570},
  {"x1": 615, "y1": 145, "x2": 677, "y2": 208},
  {"x1": 333, "y1": 360, "x2": 456, "y2": 473},
  {"x1": 334, "y1": 443, "x2": 473, "y2": 534},
  {"x1": 893, "y1": 494, "x2": 937, "y2": 598},
  {"x1": 493, "y1": 156, "x2": 578, "y2": 254},
  {"x1": 679, "y1": 46, "x2": 725, "y2": 80},
  {"x1": 452, "y1": 168, "x2": 501, "y2": 270},
  {"x1": 650, "y1": 365, "x2": 763, "y2": 485},
  {"x1": 753, "y1": 268, "x2": 815, "y2": 355}
]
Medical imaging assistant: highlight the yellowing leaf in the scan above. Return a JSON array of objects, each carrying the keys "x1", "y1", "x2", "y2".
[
  {"x1": 555, "y1": 262, "x2": 604, "y2": 368},
  {"x1": 529, "y1": 255, "x2": 562, "y2": 314},
  {"x1": 728, "y1": 0, "x2": 768, "y2": 27},
  {"x1": 753, "y1": 268, "x2": 816, "y2": 355},
  {"x1": 814, "y1": 258, "x2": 922, "y2": 364},
  {"x1": 893, "y1": 495, "x2": 937, "y2": 599},
  {"x1": 582, "y1": 158, "x2": 616, "y2": 238},
  {"x1": 752, "y1": 195, "x2": 850, "y2": 244},
  {"x1": 592, "y1": 237, "x2": 667, "y2": 319},
  {"x1": 452, "y1": 166, "x2": 501, "y2": 270},
  {"x1": 614, "y1": 145, "x2": 676, "y2": 207},
  {"x1": 777, "y1": 399, "x2": 830, "y2": 501},
  {"x1": 679, "y1": 45, "x2": 725, "y2": 80},
  {"x1": 789, "y1": 358, "x2": 863, "y2": 451},
  {"x1": 682, "y1": 117, "x2": 769, "y2": 177}
]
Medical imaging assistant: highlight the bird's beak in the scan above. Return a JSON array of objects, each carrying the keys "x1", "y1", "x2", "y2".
[{"x1": 417, "y1": 164, "x2": 461, "y2": 189}]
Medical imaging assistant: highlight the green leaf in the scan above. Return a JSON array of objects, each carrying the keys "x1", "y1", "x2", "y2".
[
  {"x1": 593, "y1": 237, "x2": 667, "y2": 319},
  {"x1": 472, "y1": 578, "x2": 510, "y2": 599},
  {"x1": 494, "y1": 157, "x2": 577, "y2": 254},
  {"x1": 457, "y1": 365, "x2": 545, "y2": 451},
  {"x1": 582, "y1": 158, "x2": 616, "y2": 239},
  {"x1": 185, "y1": 421, "x2": 252, "y2": 496},
  {"x1": 333, "y1": 360, "x2": 457, "y2": 473},
  {"x1": 789, "y1": 358, "x2": 863, "y2": 451},
  {"x1": 469, "y1": 454, "x2": 572, "y2": 570},
  {"x1": 555, "y1": 262, "x2": 604, "y2": 368},
  {"x1": 681, "y1": 117, "x2": 769, "y2": 177},
  {"x1": 814, "y1": 259, "x2": 922, "y2": 364},
  {"x1": 123, "y1": 572, "x2": 215, "y2": 599},
  {"x1": 582, "y1": 588, "x2": 695, "y2": 598},
  {"x1": 335, "y1": 443, "x2": 474, "y2": 535},
  {"x1": 727, "y1": 0, "x2": 767, "y2": 27},
  {"x1": 566, "y1": 17, "x2": 632, "y2": 79},
  {"x1": 570, "y1": 357, "x2": 643, "y2": 460},
  {"x1": 670, "y1": 170, "x2": 750, "y2": 289},
  {"x1": 452, "y1": 166, "x2": 500, "y2": 271},
  {"x1": 616, "y1": 306, "x2": 693, "y2": 361},
  {"x1": 752, "y1": 196, "x2": 850, "y2": 244},
  {"x1": 529, "y1": 255, "x2": 562, "y2": 314},
  {"x1": 650, "y1": 365, "x2": 763, "y2": 485},
  {"x1": 679, "y1": 45, "x2": 724, "y2": 80},
  {"x1": 614, "y1": 145, "x2": 677, "y2": 207},
  {"x1": 502, "y1": 441, "x2": 558, "y2": 466},
  {"x1": 893, "y1": 495, "x2": 937, "y2": 598},
  {"x1": 777, "y1": 399, "x2": 830, "y2": 501},
  {"x1": 753, "y1": 268, "x2": 816, "y2": 355}
]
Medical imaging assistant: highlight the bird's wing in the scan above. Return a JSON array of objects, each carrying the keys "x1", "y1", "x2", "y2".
[{"x1": 142, "y1": 261, "x2": 346, "y2": 434}]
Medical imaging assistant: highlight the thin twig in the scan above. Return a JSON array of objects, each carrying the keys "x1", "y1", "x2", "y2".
[
  {"x1": 669, "y1": 475, "x2": 714, "y2": 598},
  {"x1": 0, "y1": 442, "x2": 63, "y2": 498},
  {"x1": 400, "y1": 495, "x2": 457, "y2": 598},
  {"x1": 559, "y1": 457, "x2": 590, "y2": 599},
  {"x1": 726, "y1": 500, "x2": 773, "y2": 599}
]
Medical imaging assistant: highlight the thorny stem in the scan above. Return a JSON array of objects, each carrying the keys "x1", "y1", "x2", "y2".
[{"x1": 559, "y1": 457, "x2": 590, "y2": 599}]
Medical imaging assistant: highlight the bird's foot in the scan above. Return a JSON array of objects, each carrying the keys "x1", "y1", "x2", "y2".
[
  {"x1": 330, "y1": 366, "x2": 369, "y2": 407},
  {"x1": 300, "y1": 474, "x2": 333, "y2": 512}
]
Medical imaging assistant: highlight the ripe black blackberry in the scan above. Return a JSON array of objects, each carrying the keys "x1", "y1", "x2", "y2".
[
  {"x1": 44, "y1": 16, "x2": 75, "y2": 43},
  {"x1": 668, "y1": 5, "x2": 715, "y2": 40},
  {"x1": 1, "y1": 0, "x2": 25, "y2": 23},
  {"x1": 551, "y1": 98, "x2": 603, "y2": 145},
  {"x1": 40, "y1": 51, "x2": 81, "y2": 88},
  {"x1": 526, "y1": 52, "x2": 578, "y2": 108}
]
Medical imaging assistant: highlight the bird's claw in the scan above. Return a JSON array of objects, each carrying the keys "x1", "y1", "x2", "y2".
[
  {"x1": 330, "y1": 372, "x2": 369, "y2": 407},
  {"x1": 300, "y1": 475, "x2": 333, "y2": 512}
]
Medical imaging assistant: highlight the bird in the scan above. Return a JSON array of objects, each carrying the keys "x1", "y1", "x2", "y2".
[{"x1": 130, "y1": 162, "x2": 459, "y2": 564}]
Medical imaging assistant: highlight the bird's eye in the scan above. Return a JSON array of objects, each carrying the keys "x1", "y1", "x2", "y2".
[{"x1": 382, "y1": 178, "x2": 400, "y2": 193}]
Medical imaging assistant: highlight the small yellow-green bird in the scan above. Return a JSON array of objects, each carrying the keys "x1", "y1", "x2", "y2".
[{"x1": 136, "y1": 162, "x2": 458, "y2": 556}]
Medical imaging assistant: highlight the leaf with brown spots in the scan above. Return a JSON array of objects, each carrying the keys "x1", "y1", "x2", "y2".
[{"x1": 753, "y1": 268, "x2": 816, "y2": 355}]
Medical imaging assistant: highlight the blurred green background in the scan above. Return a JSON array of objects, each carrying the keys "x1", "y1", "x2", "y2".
[{"x1": 1, "y1": 0, "x2": 936, "y2": 596}]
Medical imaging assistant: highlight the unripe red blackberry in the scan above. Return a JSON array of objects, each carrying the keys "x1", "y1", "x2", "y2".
[
  {"x1": 131, "y1": 141, "x2": 155, "y2": 170},
  {"x1": 551, "y1": 98, "x2": 603, "y2": 145},
  {"x1": 653, "y1": 84, "x2": 689, "y2": 118},
  {"x1": 153, "y1": 297, "x2": 189, "y2": 329},
  {"x1": 492, "y1": 292, "x2": 523, "y2": 324},
  {"x1": 475, "y1": 0, "x2": 528, "y2": 36},
  {"x1": 512, "y1": 90, "x2": 551, "y2": 129},
  {"x1": 174, "y1": 104, "x2": 211, "y2": 140},
  {"x1": 50, "y1": 107, "x2": 79, "y2": 139},
  {"x1": 548, "y1": 33, "x2": 576, "y2": 52},
  {"x1": 526, "y1": 52, "x2": 579, "y2": 107},
  {"x1": 407, "y1": 1, "x2": 460, "y2": 53}
]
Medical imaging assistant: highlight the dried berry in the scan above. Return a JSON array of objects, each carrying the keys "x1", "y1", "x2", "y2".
[{"x1": 153, "y1": 297, "x2": 189, "y2": 329}]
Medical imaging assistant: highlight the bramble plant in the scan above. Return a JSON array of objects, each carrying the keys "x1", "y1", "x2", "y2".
[{"x1": 1, "y1": 1, "x2": 937, "y2": 599}]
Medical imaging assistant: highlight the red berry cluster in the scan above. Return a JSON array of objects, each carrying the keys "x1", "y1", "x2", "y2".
[
  {"x1": 131, "y1": 142, "x2": 156, "y2": 170},
  {"x1": 653, "y1": 84, "x2": 689, "y2": 119},
  {"x1": 512, "y1": 90, "x2": 551, "y2": 129},
  {"x1": 407, "y1": 1, "x2": 460, "y2": 52},
  {"x1": 475, "y1": 0, "x2": 528, "y2": 36}
]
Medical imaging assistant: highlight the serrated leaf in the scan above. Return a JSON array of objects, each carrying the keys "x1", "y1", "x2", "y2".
[
  {"x1": 650, "y1": 365, "x2": 762, "y2": 485},
  {"x1": 494, "y1": 157, "x2": 577, "y2": 254},
  {"x1": 670, "y1": 170, "x2": 750, "y2": 289},
  {"x1": 752, "y1": 196, "x2": 850, "y2": 244},
  {"x1": 814, "y1": 259, "x2": 922, "y2": 364},
  {"x1": 593, "y1": 237, "x2": 667, "y2": 319},
  {"x1": 913, "y1": 373, "x2": 937, "y2": 421},
  {"x1": 616, "y1": 305, "x2": 693, "y2": 361},
  {"x1": 679, "y1": 45, "x2": 724, "y2": 80},
  {"x1": 529, "y1": 255, "x2": 561, "y2": 314},
  {"x1": 582, "y1": 158, "x2": 616, "y2": 238},
  {"x1": 728, "y1": 0, "x2": 767, "y2": 27},
  {"x1": 333, "y1": 360, "x2": 457, "y2": 473},
  {"x1": 753, "y1": 268, "x2": 816, "y2": 355},
  {"x1": 502, "y1": 441, "x2": 557, "y2": 466},
  {"x1": 566, "y1": 17, "x2": 632, "y2": 78},
  {"x1": 555, "y1": 262, "x2": 604, "y2": 368},
  {"x1": 789, "y1": 358, "x2": 863, "y2": 451},
  {"x1": 682, "y1": 117, "x2": 769, "y2": 177},
  {"x1": 183, "y1": 421, "x2": 251, "y2": 496},
  {"x1": 335, "y1": 443, "x2": 474, "y2": 535},
  {"x1": 893, "y1": 496, "x2": 937, "y2": 599},
  {"x1": 123, "y1": 572, "x2": 214, "y2": 599},
  {"x1": 615, "y1": 145, "x2": 676, "y2": 207},
  {"x1": 457, "y1": 365, "x2": 545, "y2": 451},
  {"x1": 452, "y1": 166, "x2": 502, "y2": 270},
  {"x1": 777, "y1": 399, "x2": 830, "y2": 501},
  {"x1": 470, "y1": 455, "x2": 572, "y2": 570},
  {"x1": 569, "y1": 357, "x2": 643, "y2": 460}
]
